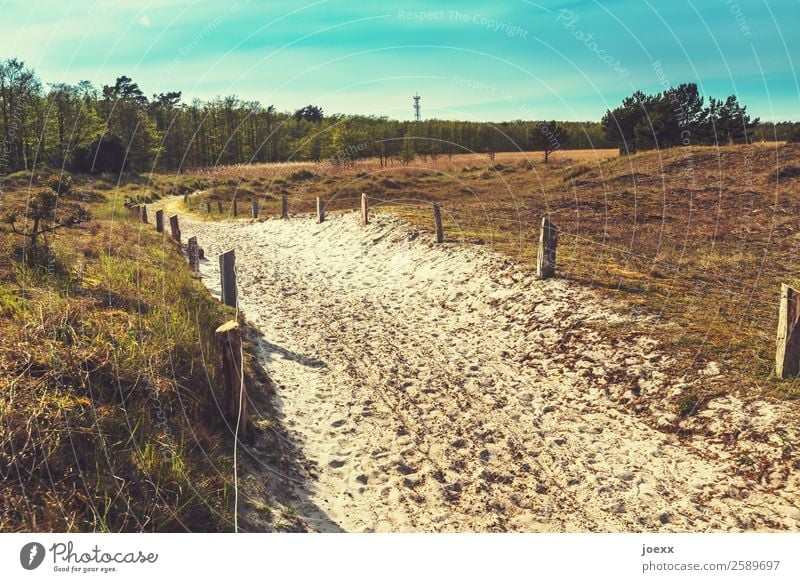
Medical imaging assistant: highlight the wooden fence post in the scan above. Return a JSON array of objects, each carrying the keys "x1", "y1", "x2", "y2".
[
  {"x1": 183, "y1": 194, "x2": 188, "y2": 206},
  {"x1": 155, "y1": 209, "x2": 164, "y2": 233},
  {"x1": 432, "y1": 203, "x2": 443, "y2": 243},
  {"x1": 536, "y1": 216, "x2": 557, "y2": 280},
  {"x1": 169, "y1": 215, "x2": 181, "y2": 243},
  {"x1": 232, "y1": 198, "x2": 238, "y2": 217},
  {"x1": 360, "y1": 192, "x2": 368, "y2": 226},
  {"x1": 217, "y1": 200, "x2": 223, "y2": 214},
  {"x1": 219, "y1": 250, "x2": 237, "y2": 307},
  {"x1": 140, "y1": 205, "x2": 148, "y2": 224},
  {"x1": 215, "y1": 321, "x2": 246, "y2": 439},
  {"x1": 251, "y1": 198, "x2": 259, "y2": 219},
  {"x1": 206, "y1": 201, "x2": 212, "y2": 214},
  {"x1": 129, "y1": 205, "x2": 140, "y2": 219},
  {"x1": 188, "y1": 236, "x2": 200, "y2": 276},
  {"x1": 281, "y1": 193, "x2": 288, "y2": 219},
  {"x1": 776, "y1": 284, "x2": 800, "y2": 378},
  {"x1": 317, "y1": 197, "x2": 325, "y2": 223}
]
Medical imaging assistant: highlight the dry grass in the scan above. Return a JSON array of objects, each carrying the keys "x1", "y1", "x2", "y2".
[
  {"x1": 0, "y1": 174, "x2": 243, "y2": 531},
  {"x1": 197, "y1": 148, "x2": 620, "y2": 182},
  {"x1": 179, "y1": 143, "x2": 800, "y2": 404}
]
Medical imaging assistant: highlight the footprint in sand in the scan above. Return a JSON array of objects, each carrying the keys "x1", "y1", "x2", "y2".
[
  {"x1": 396, "y1": 463, "x2": 417, "y2": 475},
  {"x1": 517, "y1": 393, "x2": 534, "y2": 406}
]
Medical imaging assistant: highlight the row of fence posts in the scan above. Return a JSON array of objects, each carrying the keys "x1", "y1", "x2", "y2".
[
  {"x1": 137, "y1": 188, "x2": 800, "y2": 385},
  {"x1": 178, "y1": 193, "x2": 449, "y2": 254},
  {"x1": 168, "y1": 191, "x2": 559, "y2": 280},
  {"x1": 129, "y1": 201, "x2": 247, "y2": 438},
  {"x1": 184, "y1": 192, "x2": 296, "y2": 220},
  {"x1": 126, "y1": 194, "x2": 564, "y2": 438}
]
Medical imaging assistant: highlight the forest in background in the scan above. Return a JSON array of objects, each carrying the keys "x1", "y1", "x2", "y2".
[{"x1": 1, "y1": 57, "x2": 797, "y2": 176}]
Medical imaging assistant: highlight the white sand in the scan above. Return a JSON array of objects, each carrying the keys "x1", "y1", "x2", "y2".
[{"x1": 163, "y1": 202, "x2": 800, "y2": 532}]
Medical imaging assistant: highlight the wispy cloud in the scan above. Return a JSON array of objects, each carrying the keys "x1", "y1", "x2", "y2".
[{"x1": 0, "y1": 0, "x2": 797, "y2": 121}]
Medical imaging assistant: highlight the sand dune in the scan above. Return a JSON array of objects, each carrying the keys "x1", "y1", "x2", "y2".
[{"x1": 162, "y1": 201, "x2": 800, "y2": 532}]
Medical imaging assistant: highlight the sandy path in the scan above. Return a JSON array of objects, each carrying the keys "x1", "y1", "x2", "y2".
[{"x1": 163, "y1": 202, "x2": 800, "y2": 532}]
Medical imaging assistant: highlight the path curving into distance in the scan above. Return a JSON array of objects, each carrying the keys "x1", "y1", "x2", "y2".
[{"x1": 160, "y1": 199, "x2": 800, "y2": 532}]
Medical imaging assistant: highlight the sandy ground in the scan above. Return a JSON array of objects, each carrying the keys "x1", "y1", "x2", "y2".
[{"x1": 157, "y1": 199, "x2": 800, "y2": 532}]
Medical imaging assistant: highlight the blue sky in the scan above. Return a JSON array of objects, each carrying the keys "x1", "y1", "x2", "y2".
[{"x1": 1, "y1": 0, "x2": 798, "y2": 121}]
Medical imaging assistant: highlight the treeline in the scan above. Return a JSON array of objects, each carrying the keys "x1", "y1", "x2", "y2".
[
  {"x1": 601, "y1": 83, "x2": 762, "y2": 152},
  {"x1": 0, "y1": 58, "x2": 612, "y2": 175},
  {"x1": 752, "y1": 121, "x2": 800, "y2": 143},
  {"x1": 1, "y1": 57, "x2": 791, "y2": 176}
]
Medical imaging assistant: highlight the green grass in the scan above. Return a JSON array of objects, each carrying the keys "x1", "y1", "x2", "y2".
[
  {"x1": 678, "y1": 392, "x2": 701, "y2": 417},
  {"x1": 0, "y1": 173, "x2": 243, "y2": 532}
]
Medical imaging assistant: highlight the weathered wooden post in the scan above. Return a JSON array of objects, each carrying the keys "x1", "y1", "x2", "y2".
[
  {"x1": 140, "y1": 205, "x2": 148, "y2": 224},
  {"x1": 360, "y1": 193, "x2": 368, "y2": 226},
  {"x1": 776, "y1": 284, "x2": 800, "y2": 378},
  {"x1": 169, "y1": 215, "x2": 181, "y2": 243},
  {"x1": 129, "y1": 205, "x2": 140, "y2": 219},
  {"x1": 281, "y1": 193, "x2": 288, "y2": 219},
  {"x1": 215, "y1": 320, "x2": 247, "y2": 438},
  {"x1": 187, "y1": 236, "x2": 200, "y2": 276},
  {"x1": 206, "y1": 201, "x2": 212, "y2": 214},
  {"x1": 183, "y1": 194, "x2": 188, "y2": 206},
  {"x1": 432, "y1": 203, "x2": 443, "y2": 243},
  {"x1": 155, "y1": 209, "x2": 164, "y2": 233},
  {"x1": 232, "y1": 198, "x2": 238, "y2": 217},
  {"x1": 316, "y1": 197, "x2": 325, "y2": 223},
  {"x1": 251, "y1": 198, "x2": 259, "y2": 219},
  {"x1": 536, "y1": 216, "x2": 558, "y2": 280},
  {"x1": 219, "y1": 250, "x2": 237, "y2": 308},
  {"x1": 217, "y1": 200, "x2": 223, "y2": 214}
]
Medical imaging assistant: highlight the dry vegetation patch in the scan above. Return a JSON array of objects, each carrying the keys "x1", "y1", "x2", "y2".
[{"x1": 179, "y1": 144, "x2": 800, "y2": 405}]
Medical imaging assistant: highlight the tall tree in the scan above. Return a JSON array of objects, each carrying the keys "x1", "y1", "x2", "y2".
[
  {"x1": 602, "y1": 91, "x2": 650, "y2": 153},
  {"x1": 102, "y1": 76, "x2": 148, "y2": 106},
  {"x1": 0, "y1": 58, "x2": 42, "y2": 171},
  {"x1": 293, "y1": 104, "x2": 324, "y2": 124},
  {"x1": 529, "y1": 121, "x2": 569, "y2": 163},
  {"x1": 98, "y1": 75, "x2": 161, "y2": 172},
  {"x1": 706, "y1": 95, "x2": 759, "y2": 145}
]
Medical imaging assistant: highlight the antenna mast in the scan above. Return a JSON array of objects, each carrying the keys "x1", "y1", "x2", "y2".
[{"x1": 413, "y1": 93, "x2": 421, "y2": 122}]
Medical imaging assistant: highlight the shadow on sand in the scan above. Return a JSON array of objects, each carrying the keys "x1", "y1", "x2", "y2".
[{"x1": 227, "y1": 323, "x2": 344, "y2": 533}]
